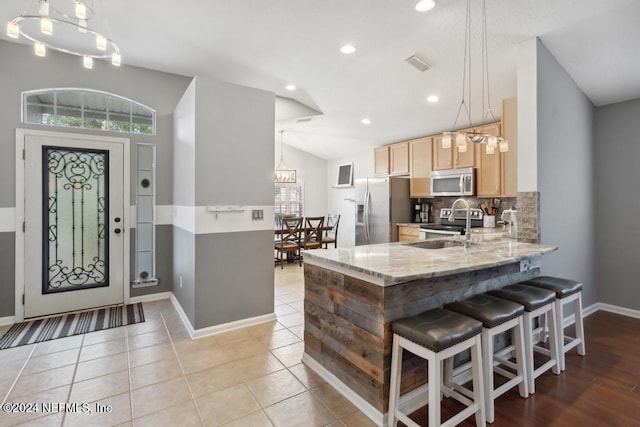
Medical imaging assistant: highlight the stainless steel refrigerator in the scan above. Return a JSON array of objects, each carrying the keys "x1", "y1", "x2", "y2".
[{"x1": 355, "y1": 177, "x2": 411, "y2": 246}]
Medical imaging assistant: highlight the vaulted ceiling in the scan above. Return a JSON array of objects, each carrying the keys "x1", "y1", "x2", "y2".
[{"x1": 2, "y1": 0, "x2": 639, "y2": 159}]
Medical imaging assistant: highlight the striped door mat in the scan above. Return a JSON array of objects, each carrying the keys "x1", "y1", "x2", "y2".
[{"x1": 0, "y1": 303, "x2": 145, "y2": 350}]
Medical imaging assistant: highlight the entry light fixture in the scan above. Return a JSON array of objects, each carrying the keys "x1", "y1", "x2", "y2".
[
  {"x1": 441, "y1": 0, "x2": 508, "y2": 154},
  {"x1": 275, "y1": 130, "x2": 297, "y2": 184},
  {"x1": 6, "y1": 0, "x2": 122, "y2": 69}
]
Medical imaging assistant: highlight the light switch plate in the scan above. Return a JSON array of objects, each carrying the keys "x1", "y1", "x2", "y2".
[{"x1": 252, "y1": 209, "x2": 264, "y2": 220}]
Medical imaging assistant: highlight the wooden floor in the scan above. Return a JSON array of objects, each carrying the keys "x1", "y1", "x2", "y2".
[{"x1": 405, "y1": 311, "x2": 640, "y2": 426}]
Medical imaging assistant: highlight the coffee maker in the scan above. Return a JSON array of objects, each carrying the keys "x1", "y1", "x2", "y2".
[{"x1": 413, "y1": 202, "x2": 432, "y2": 223}]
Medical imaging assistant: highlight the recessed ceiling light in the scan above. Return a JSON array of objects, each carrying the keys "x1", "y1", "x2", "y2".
[
  {"x1": 415, "y1": 0, "x2": 436, "y2": 12},
  {"x1": 285, "y1": 84, "x2": 297, "y2": 91},
  {"x1": 361, "y1": 118, "x2": 371, "y2": 125},
  {"x1": 340, "y1": 45, "x2": 356, "y2": 55},
  {"x1": 427, "y1": 95, "x2": 439, "y2": 103}
]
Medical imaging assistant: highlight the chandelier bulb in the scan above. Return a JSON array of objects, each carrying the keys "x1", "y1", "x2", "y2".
[
  {"x1": 41, "y1": 17, "x2": 53, "y2": 35},
  {"x1": 34, "y1": 42, "x2": 46, "y2": 57},
  {"x1": 6, "y1": 21, "x2": 19, "y2": 39},
  {"x1": 83, "y1": 55, "x2": 93, "y2": 69},
  {"x1": 111, "y1": 52, "x2": 121, "y2": 67},
  {"x1": 455, "y1": 133, "x2": 467, "y2": 148},
  {"x1": 38, "y1": 0, "x2": 50, "y2": 16},
  {"x1": 486, "y1": 145, "x2": 495, "y2": 155},
  {"x1": 442, "y1": 133, "x2": 452, "y2": 149},
  {"x1": 96, "y1": 34, "x2": 107, "y2": 51},
  {"x1": 487, "y1": 135, "x2": 498, "y2": 149},
  {"x1": 499, "y1": 140, "x2": 509, "y2": 153},
  {"x1": 76, "y1": 2, "x2": 87, "y2": 20}
]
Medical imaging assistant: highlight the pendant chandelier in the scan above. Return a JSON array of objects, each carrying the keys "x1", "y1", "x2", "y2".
[
  {"x1": 442, "y1": 0, "x2": 508, "y2": 155},
  {"x1": 274, "y1": 130, "x2": 297, "y2": 184},
  {"x1": 6, "y1": 0, "x2": 122, "y2": 69}
]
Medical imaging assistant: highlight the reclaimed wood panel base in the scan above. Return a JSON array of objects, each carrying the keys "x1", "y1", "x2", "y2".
[{"x1": 303, "y1": 258, "x2": 541, "y2": 413}]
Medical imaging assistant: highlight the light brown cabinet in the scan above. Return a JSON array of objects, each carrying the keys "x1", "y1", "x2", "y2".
[
  {"x1": 432, "y1": 133, "x2": 475, "y2": 171},
  {"x1": 374, "y1": 146, "x2": 389, "y2": 176},
  {"x1": 409, "y1": 137, "x2": 432, "y2": 198},
  {"x1": 389, "y1": 142, "x2": 410, "y2": 175},
  {"x1": 475, "y1": 123, "x2": 502, "y2": 197},
  {"x1": 398, "y1": 225, "x2": 420, "y2": 242}
]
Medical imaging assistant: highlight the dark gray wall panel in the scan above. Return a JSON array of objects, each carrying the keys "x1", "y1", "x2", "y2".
[
  {"x1": 594, "y1": 98, "x2": 640, "y2": 310},
  {"x1": 535, "y1": 40, "x2": 597, "y2": 308},
  {"x1": 172, "y1": 226, "x2": 196, "y2": 328},
  {"x1": 0, "y1": 233, "x2": 15, "y2": 317},
  {"x1": 130, "y1": 225, "x2": 173, "y2": 297},
  {"x1": 194, "y1": 230, "x2": 274, "y2": 330}
]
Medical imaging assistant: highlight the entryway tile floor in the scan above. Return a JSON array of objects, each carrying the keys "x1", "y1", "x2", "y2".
[{"x1": 0, "y1": 264, "x2": 377, "y2": 427}]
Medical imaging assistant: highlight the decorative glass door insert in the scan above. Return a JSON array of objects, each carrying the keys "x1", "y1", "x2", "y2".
[{"x1": 43, "y1": 147, "x2": 109, "y2": 293}]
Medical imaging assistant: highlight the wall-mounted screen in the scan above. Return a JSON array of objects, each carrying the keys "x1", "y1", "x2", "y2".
[{"x1": 335, "y1": 163, "x2": 353, "y2": 188}]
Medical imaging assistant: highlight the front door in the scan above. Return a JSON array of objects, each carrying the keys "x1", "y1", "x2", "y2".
[{"x1": 22, "y1": 132, "x2": 127, "y2": 318}]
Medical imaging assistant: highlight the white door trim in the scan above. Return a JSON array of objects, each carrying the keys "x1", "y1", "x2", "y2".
[{"x1": 15, "y1": 128, "x2": 131, "y2": 322}]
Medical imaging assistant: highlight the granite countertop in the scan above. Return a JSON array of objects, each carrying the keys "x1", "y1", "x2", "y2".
[
  {"x1": 302, "y1": 237, "x2": 557, "y2": 286},
  {"x1": 396, "y1": 223, "x2": 423, "y2": 227}
]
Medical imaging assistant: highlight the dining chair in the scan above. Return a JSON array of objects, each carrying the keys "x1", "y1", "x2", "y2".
[
  {"x1": 275, "y1": 217, "x2": 302, "y2": 269},
  {"x1": 303, "y1": 216, "x2": 324, "y2": 250},
  {"x1": 323, "y1": 213, "x2": 340, "y2": 249}
]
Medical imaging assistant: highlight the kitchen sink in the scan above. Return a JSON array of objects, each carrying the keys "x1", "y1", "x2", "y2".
[{"x1": 403, "y1": 240, "x2": 467, "y2": 249}]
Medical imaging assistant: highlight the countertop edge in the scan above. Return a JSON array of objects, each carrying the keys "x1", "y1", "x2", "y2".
[{"x1": 302, "y1": 241, "x2": 558, "y2": 287}]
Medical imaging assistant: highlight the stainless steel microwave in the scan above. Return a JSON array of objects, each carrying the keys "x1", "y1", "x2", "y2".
[{"x1": 430, "y1": 167, "x2": 475, "y2": 196}]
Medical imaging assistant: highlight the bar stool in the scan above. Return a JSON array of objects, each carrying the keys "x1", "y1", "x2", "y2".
[
  {"x1": 488, "y1": 284, "x2": 560, "y2": 395},
  {"x1": 522, "y1": 276, "x2": 585, "y2": 371},
  {"x1": 446, "y1": 294, "x2": 528, "y2": 423},
  {"x1": 388, "y1": 308, "x2": 486, "y2": 427}
]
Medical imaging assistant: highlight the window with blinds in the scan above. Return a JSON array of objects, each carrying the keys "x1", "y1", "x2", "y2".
[{"x1": 275, "y1": 179, "x2": 304, "y2": 218}]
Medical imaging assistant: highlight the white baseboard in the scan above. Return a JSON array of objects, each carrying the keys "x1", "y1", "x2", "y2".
[
  {"x1": 169, "y1": 293, "x2": 195, "y2": 338},
  {"x1": 302, "y1": 353, "x2": 385, "y2": 426},
  {"x1": 0, "y1": 316, "x2": 16, "y2": 326},
  {"x1": 129, "y1": 292, "x2": 172, "y2": 304},
  {"x1": 594, "y1": 302, "x2": 640, "y2": 319},
  {"x1": 169, "y1": 293, "x2": 276, "y2": 340},
  {"x1": 191, "y1": 313, "x2": 276, "y2": 339}
]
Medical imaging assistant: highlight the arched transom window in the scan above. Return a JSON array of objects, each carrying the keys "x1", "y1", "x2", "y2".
[{"x1": 22, "y1": 88, "x2": 156, "y2": 135}]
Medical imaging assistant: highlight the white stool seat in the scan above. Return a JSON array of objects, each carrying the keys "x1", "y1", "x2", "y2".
[{"x1": 388, "y1": 308, "x2": 486, "y2": 427}]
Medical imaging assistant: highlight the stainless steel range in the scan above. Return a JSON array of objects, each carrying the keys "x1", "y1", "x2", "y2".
[{"x1": 418, "y1": 208, "x2": 484, "y2": 240}]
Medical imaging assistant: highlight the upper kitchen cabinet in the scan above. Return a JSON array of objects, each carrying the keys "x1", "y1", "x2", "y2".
[
  {"x1": 374, "y1": 146, "x2": 390, "y2": 176},
  {"x1": 475, "y1": 122, "x2": 502, "y2": 197},
  {"x1": 409, "y1": 137, "x2": 432, "y2": 198},
  {"x1": 432, "y1": 133, "x2": 475, "y2": 170},
  {"x1": 389, "y1": 142, "x2": 410, "y2": 175}
]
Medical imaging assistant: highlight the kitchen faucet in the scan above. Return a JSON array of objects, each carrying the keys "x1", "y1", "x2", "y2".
[{"x1": 448, "y1": 198, "x2": 471, "y2": 247}]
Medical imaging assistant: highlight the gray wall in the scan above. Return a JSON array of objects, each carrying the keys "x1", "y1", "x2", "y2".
[
  {"x1": 0, "y1": 40, "x2": 191, "y2": 314},
  {"x1": 173, "y1": 76, "x2": 275, "y2": 330},
  {"x1": 535, "y1": 40, "x2": 597, "y2": 307},
  {"x1": 594, "y1": 98, "x2": 640, "y2": 310}
]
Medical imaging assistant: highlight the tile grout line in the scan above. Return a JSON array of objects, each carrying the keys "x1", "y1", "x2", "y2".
[
  {"x1": 1, "y1": 344, "x2": 37, "y2": 405},
  {"x1": 125, "y1": 315, "x2": 136, "y2": 426},
  {"x1": 60, "y1": 333, "x2": 86, "y2": 426},
  {"x1": 157, "y1": 303, "x2": 206, "y2": 426}
]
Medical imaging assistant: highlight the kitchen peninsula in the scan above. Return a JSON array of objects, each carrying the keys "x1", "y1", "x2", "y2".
[{"x1": 301, "y1": 238, "x2": 556, "y2": 424}]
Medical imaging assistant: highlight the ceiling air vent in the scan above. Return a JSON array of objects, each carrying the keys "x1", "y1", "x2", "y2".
[{"x1": 405, "y1": 54, "x2": 431, "y2": 72}]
